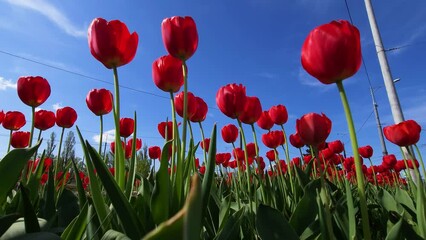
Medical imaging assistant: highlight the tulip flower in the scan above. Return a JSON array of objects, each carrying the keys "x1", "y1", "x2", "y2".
[
  {"x1": 238, "y1": 96, "x2": 262, "y2": 124},
  {"x1": 88, "y1": 18, "x2": 138, "y2": 69},
  {"x1": 261, "y1": 130, "x2": 284, "y2": 149},
  {"x1": 149, "y1": 146, "x2": 162, "y2": 160},
  {"x1": 110, "y1": 141, "x2": 125, "y2": 154},
  {"x1": 152, "y1": 55, "x2": 185, "y2": 93},
  {"x1": 86, "y1": 88, "x2": 113, "y2": 116},
  {"x1": 233, "y1": 148, "x2": 245, "y2": 161},
  {"x1": 382, "y1": 154, "x2": 397, "y2": 169},
  {"x1": 221, "y1": 124, "x2": 239, "y2": 143},
  {"x1": 257, "y1": 111, "x2": 274, "y2": 131},
  {"x1": 289, "y1": 133, "x2": 305, "y2": 149},
  {"x1": 383, "y1": 120, "x2": 421, "y2": 147},
  {"x1": 56, "y1": 107, "x2": 77, "y2": 128},
  {"x1": 200, "y1": 138, "x2": 211, "y2": 153},
  {"x1": 0, "y1": 110, "x2": 4, "y2": 124},
  {"x1": 11, "y1": 131, "x2": 30, "y2": 148},
  {"x1": 158, "y1": 121, "x2": 174, "y2": 140},
  {"x1": 2, "y1": 111, "x2": 26, "y2": 131},
  {"x1": 161, "y1": 16, "x2": 198, "y2": 61},
  {"x1": 190, "y1": 96, "x2": 208, "y2": 122},
  {"x1": 174, "y1": 91, "x2": 197, "y2": 119},
  {"x1": 125, "y1": 138, "x2": 142, "y2": 159},
  {"x1": 119, "y1": 118, "x2": 135, "y2": 138},
  {"x1": 216, "y1": 84, "x2": 247, "y2": 119},
  {"x1": 328, "y1": 140, "x2": 344, "y2": 154},
  {"x1": 269, "y1": 104, "x2": 288, "y2": 125},
  {"x1": 296, "y1": 113, "x2": 331, "y2": 147},
  {"x1": 17, "y1": 76, "x2": 51, "y2": 107},
  {"x1": 34, "y1": 110, "x2": 56, "y2": 131},
  {"x1": 246, "y1": 142, "x2": 258, "y2": 158},
  {"x1": 358, "y1": 145, "x2": 373, "y2": 158},
  {"x1": 301, "y1": 20, "x2": 361, "y2": 84},
  {"x1": 266, "y1": 150, "x2": 276, "y2": 161}
]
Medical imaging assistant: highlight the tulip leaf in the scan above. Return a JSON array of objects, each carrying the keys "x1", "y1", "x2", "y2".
[
  {"x1": 0, "y1": 213, "x2": 21, "y2": 237},
  {"x1": 345, "y1": 180, "x2": 357, "y2": 240},
  {"x1": 70, "y1": 158, "x2": 87, "y2": 209},
  {"x1": 86, "y1": 141, "x2": 144, "y2": 239},
  {"x1": 215, "y1": 209, "x2": 244, "y2": 240},
  {"x1": 76, "y1": 126, "x2": 109, "y2": 232},
  {"x1": 385, "y1": 216, "x2": 403, "y2": 240},
  {"x1": 61, "y1": 202, "x2": 88, "y2": 240},
  {"x1": 202, "y1": 124, "x2": 217, "y2": 216},
  {"x1": 151, "y1": 141, "x2": 172, "y2": 225},
  {"x1": 19, "y1": 184, "x2": 40, "y2": 233},
  {"x1": 101, "y1": 229, "x2": 131, "y2": 240},
  {"x1": 0, "y1": 141, "x2": 41, "y2": 206},
  {"x1": 257, "y1": 204, "x2": 299, "y2": 240},
  {"x1": 125, "y1": 111, "x2": 138, "y2": 199},
  {"x1": 26, "y1": 151, "x2": 46, "y2": 203}
]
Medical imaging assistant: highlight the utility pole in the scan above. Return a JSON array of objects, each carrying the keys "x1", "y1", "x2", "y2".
[
  {"x1": 364, "y1": 0, "x2": 405, "y2": 124},
  {"x1": 370, "y1": 87, "x2": 388, "y2": 156}
]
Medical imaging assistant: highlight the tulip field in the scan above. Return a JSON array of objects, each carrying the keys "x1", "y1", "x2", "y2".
[{"x1": 1, "y1": 16, "x2": 426, "y2": 240}]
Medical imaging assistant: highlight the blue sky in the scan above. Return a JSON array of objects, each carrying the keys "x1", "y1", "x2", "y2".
[{"x1": 0, "y1": 0, "x2": 425, "y2": 166}]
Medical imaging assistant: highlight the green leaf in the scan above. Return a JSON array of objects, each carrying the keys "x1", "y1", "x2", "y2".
[
  {"x1": 290, "y1": 179, "x2": 321, "y2": 235},
  {"x1": 0, "y1": 213, "x2": 20, "y2": 237},
  {"x1": 294, "y1": 164, "x2": 309, "y2": 189},
  {"x1": 345, "y1": 180, "x2": 356, "y2": 240},
  {"x1": 151, "y1": 141, "x2": 172, "y2": 225},
  {"x1": 86, "y1": 141, "x2": 144, "y2": 239},
  {"x1": 378, "y1": 188, "x2": 400, "y2": 214},
  {"x1": 41, "y1": 166, "x2": 56, "y2": 222},
  {"x1": 0, "y1": 141, "x2": 41, "y2": 206},
  {"x1": 256, "y1": 204, "x2": 299, "y2": 240},
  {"x1": 215, "y1": 209, "x2": 244, "y2": 240},
  {"x1": 26, "y1": 151, "x2": 46, "y2": 203},
  {"x1": 101, "y1": 229, "x2": 131, "y2": 240},
  {"x1": 19, "y1": 185, "x2": 40, "y2": 233},
  {"x1": 71, "y1": 158, "x2": 87, "y2": 208},
  {"x1": 61, "y1": 202, "x2": 88, "y2": 240},
  {"x1": 184, "y1": 175, "x2": 202, "y2": 240},
  {"x1": 201, "y1": 124, "x2": 217, "y2": 216},
  {"x1": 0, "y1": 218, "x2": 48, "y2": 239},
  {"x1": 125, "y1": 112, "x2": 138, "y2": 199},
  {"x1": 76, "y1": 126, "x2": 109, "y2": 232},
  {"x1": 56, "y1": 189, "x2": 80, "y2": 227},
  {"x1": 385, "y1": 217, "x2": 403, "y2": 240}
]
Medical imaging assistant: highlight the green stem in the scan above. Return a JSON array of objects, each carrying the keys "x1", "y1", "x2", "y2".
[
  {"x1": 29, "y1": 106, "x2": 35, "y2": 147},
  {"x1": 199, "y1": 122, "x2": 208, "y2": 165},
  {"x1": 250, "y1": 124, "x2": 266, "y2": 203},
  {"x1": 177, "y1": 61, "x2": 188, "y2": 207},
  {"x1": 414, "y1": 144, "x2": 426, "y2": 179},
  {"x1": 112, "y1": 66, "x2": 125, "y2": 189},
  {"x1": 54, "y1": 127, "x2": 65, "y2": 185},
  {"x1": 336, "y1": 81, "x2": 371, "y2": 240},
  {"x1": 237, "y1": 119, "x2": 254, "y2": 214},
  {"x1": 280, "y1": 124, "x2": 295, "y2": 196},
  {"x1": 367, "y1": 158, "x2": 378, "y2": 186},
  {"x1": 7, "y1": 130, "x2": 12, "y2": 153},
  {"x1": 99, "y1": 115, "x2": 103, "y2": 155}
]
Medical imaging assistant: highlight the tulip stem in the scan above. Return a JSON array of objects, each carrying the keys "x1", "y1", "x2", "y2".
[
  {"x1": 250, "y1": 124, "x2": 266, "y2": 203},
  {"x1": 199, "y1": 122, "x2": 208, "y2": 167},
  {"x1": 336, "y1": 81, "x2": 371, "y2": 240},
  {"x1": 177, "y1": 61, "x2": 188, "y2": 207},
  {"x1": 280, "y1": 125, "x2": 295, "y2": 196},
  {"x1": 7, "y1": 130, "x2": 12, "y2": 153},
  {"x1": 414, "y1": 144, "x2": 426, "y2": 179},
  {"x1": 169, "y1": 92, "x2": 180, "y2": 194},
  {"x1": 112, "y1": 66, "x2": 125, "y2": 190},
  {"x1": 237, "y1": 119, "x2": 254, "y2": 215},
  {"x1": 99, "y1": 115, "x2": 103, "y2": 155},
  {"x1": 54, "y1": 127, "x2": 65, "y2": 186},
  {"x1": 29, "y1": 106, "x2": 35, "y2": 148}
]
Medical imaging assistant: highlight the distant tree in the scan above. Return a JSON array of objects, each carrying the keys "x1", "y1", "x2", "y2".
[
  {"x1": 62, "y1": 131, "x2": 76, "y2": 167},
  {"x1": 46, "y1": 132, "x2": 56, "y2": 158},
  {"x1": 136, "y1": 145, "x2": 151, "y2": 178}
]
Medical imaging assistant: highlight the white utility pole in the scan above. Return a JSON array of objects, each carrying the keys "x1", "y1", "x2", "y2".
[{"x1": 364, "y1": 0, "x2": 405, "y2": 124}]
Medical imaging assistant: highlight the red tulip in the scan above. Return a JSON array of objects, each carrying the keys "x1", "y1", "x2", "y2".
[
  {"x1": 119, "y1": 118, "x2": 134, "y2": 138},
  {"x1": 269, "y1": 104, "x2": 288, "y2": 125},
  {"x1": 110, "y1": 140, "x2": 125, "y2": 154},
  {"x1": 158, "y1": 121, "x2": 174, "y2": 140},
  {"x1": 394, "y1": 160, "x2": 406, "y2": 172},
  {"x1": 17, "y1": 76, "x2": 51, "y2": 107},
  {"x1": 301, "y1": 20, "x2": 361, "y2": 84},
  {"x1": 238, "y1": 96, "x2": 262, "y2": 124},
  {"x1": 174, "y1": 91, "x2": 198, "y2": 119},
  {"x1": 358, "y1": 145, "x2": 373, "y2": 158},
  {"x1": 216, "y1": 153, "x2": 231, "y2": 165},
  {"x1": 382, "y1": 154, "x2": 397, "y2": 169},
  {"x1": 246, "y1": 142, "x2": 258, "y2": 158},
  {"x1": 328, "y1": 140, "x2": 344, "y2": 154},
  {"x1": 56, "y1": 107, "x2": 77, "y2": 128},
  {"x1": 233, "y1": 148, "x2": 245, "y2": 161},
  {"x1": 261, "y1": 130, "x2": 284, "y2": 149},
  {"x1": 161, "y1": 16, "x2": 198, "y2": 61},
  {"x1": 125, "y1": 138, "x2": 142, "y2": 158},
  {"x1": 266, "y1": 150, "x2": 276, "y2": 161},
  {"x1": 11, "y1": 131, "x2": 30, "y2": 148},
  {"x1": 0, "y1": 110, "x2": 4, "y2": 124},
  {"x1": 408, "y1": 159, "x2": 419, "y2": 169},
  {"x1": 296, "y1": 113, "x2": 332, "y2": 147},
  {"x1": 88, "y1": 18, "x2": 138, "y2": 69},
  {"x1": 201, "y1": 138, "x2": 211, "y2": 153},
  {"x1": 152, "y1": 55, "x2": 185, "y2": 93},
  {"x1": 216, "y1": 84, "x2": 247, "y2": 119},
  {"x1": 34, "y1": 110, "x2": 56, "y2": 131},
  {"x1": 289, "y1": 133, "x2": 305, "y2": 148},
  {"x1": 199, "y1": 165, "x2": 206, "y2": 175},
  {"x1": 190, "y1": 96, "x2": 208, "y2": 122},
  {"x1": 149, "y1": 146, "x2": 162, "y2": 160},
  {"x1": 256, "y1": 111, "x2": 274, "y2": 132},
  {"x1": 292, "y1": 157, "x2": 301, "y2": 167},
  {"x1": 221, "y1": 124, "x2": 239, "y2": 143},
  {"x1": 86, "y1": 88, "x2": 113, "y2": 116},
  {"x1": 2, "y1": 111, "x2": 26, "y2": 130},
  {"x1": 383, "y1": 120, "x2": 421, "y2": 147},
  {"x1": 194, "y1": 158, "x2": 200, "y2": 169}
]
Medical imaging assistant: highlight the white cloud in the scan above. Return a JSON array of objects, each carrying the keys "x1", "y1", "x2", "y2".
[
  {"x1": 298, "y1": 67, "x2": 333, "y2": 90},
  {"x1": 52, "y1": 103, "x2": 62, "y2": 110},
  {"x1": 5, "y1": 0, "x2": 86, "y2": 38},
  {"x1": 257, "y1": 72, "x2": 278, "y2": 80},
  {"x1": 92, "y1": 129, "x2": 116, "y2": 144},
  {"x1": 0, "y1": 77, "x2": 17, "y2": 90}
]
